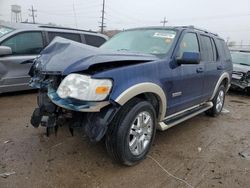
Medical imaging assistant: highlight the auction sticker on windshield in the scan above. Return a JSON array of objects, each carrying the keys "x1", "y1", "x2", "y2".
[{"x1": 153, "y1": 32, "x2": 176, "y2": 39}]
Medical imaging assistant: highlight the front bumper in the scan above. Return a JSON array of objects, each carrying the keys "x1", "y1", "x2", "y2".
[
  {"x1": 231, "y1": 78, "x2": 250, "y2": 90},
  {"x1": 47, "y1": 89, "x2": 110, "y2": 112}
]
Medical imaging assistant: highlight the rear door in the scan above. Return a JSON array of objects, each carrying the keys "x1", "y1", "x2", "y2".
[
  {"x1": 0, "y1": 31, "x2": 44, "y2": 92},
  {"x1": 200, "y1": 35, "x2": 223, "y2": 99}
]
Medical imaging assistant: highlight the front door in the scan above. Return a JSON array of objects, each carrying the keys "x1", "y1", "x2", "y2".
[
  {"x1": 167, "y1": 32, "x2": 204, "y2": 115},
  {"x1": 0, "y1": 31, "x2": 44, "y2": 92}
]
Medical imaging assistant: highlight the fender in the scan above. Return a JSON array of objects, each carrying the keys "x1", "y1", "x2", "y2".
[
  {"x1": 114, "y1": 82, "x2": 167, "y2": 121},
  {"x1": 210, "y1": 72, "x2": 230, "y2": 100}
]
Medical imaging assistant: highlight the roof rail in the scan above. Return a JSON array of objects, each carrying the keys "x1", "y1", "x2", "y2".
[
  {"x1": 38, "y1": 25, "x2": 97, "y2": 34},
  {"x1": 181, "y1": 25, "x2": 218, "y2": 36}
]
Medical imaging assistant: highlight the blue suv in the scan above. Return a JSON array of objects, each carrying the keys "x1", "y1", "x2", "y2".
[{"x1": 30, "y1": 26, "x2": 232, "y2": 166}]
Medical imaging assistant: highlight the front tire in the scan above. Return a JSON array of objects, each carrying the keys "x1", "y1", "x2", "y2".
[
  {"x1": 206, "y1": 84, "x2": 226, "y2": 117},
  {"x1": 105, "y1": 98, "x2": 156, "y2": 166}
]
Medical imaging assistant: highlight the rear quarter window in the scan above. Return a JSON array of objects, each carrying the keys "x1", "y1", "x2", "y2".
[
  {"x1": 84, "y1": 34, "x2": 106, "y2": 47},
  {"x1": 215, "y1": 39, "x2": 231, "y2": 61}
]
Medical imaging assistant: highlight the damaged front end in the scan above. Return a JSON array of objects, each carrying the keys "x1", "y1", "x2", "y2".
[
  {"x1": 28, "y1": 39, "x2": 122, "y2": 141},
  {"x1": 30, "y1": 72, "x2": 119, "y2": 141},
  {"x1": 29, "y1": 37, "x2": 157, "y2": 141},
  {"x1": 231, "y1": 71, "x2": 250, "y2": 93}
]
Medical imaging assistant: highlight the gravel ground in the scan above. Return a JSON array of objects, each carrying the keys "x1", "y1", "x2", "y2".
[{"x1": 0, "y1": 90, "x2": 249, "y2": 188}]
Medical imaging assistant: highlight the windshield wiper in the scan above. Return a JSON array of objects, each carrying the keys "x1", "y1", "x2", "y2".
[
  {"x1": 117, "y1": 49, "x2": 129, "y2": 51},
  {"x1": 239, "y1": 63, "x2": 250, "y2": 66}
]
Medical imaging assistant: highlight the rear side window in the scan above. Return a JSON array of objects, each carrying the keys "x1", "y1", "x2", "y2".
[
  {"x1": 177, "y1": 32, "x2": 199, "y2": 58},
  {"x1": 222, "y1": 41, "x2": 231, "y2": 61},
  {"x1": 215, "y1": 39, "x2": 231, "y2": 61},
  {"x1": 48, "y1": 32, "x2": 81, "y2": 43},
  {"x1": 211, "y1": 38, "x2": 218, "y2": 61},
  {"x1": 84, "y1": 34, "x2": 106, "y2": 47},
  {"x1": 200, "y1": 35, "x2": 214, "y2": 61},
  {"x1": 1, "y1": 32, "x2": 44, "y2": 55}
]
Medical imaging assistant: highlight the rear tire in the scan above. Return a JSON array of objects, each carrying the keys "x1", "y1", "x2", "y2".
[
  {"x1": 105, "y1": 98, "x2": 156, "y2": 166},
  {"x1": 206, "y1": 84, "x2": 226, "y2": 117}
]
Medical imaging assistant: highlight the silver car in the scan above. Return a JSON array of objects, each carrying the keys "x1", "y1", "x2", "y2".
[
  {"x1": 0, "y1": 22, "x2": 108, "y2": 94},
  {"x1": 230, "y1": 49, "x2": 250, "y2": 95}
]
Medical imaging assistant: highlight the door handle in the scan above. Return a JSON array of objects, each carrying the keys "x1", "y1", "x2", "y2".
[
  {"x1": 20, "y1": 59, "x2": 35, "y2": 64},
  {"x1": 217, "y1": 65, "x2": 223, "y2": 70},
  {"x1": 196, "y1": 67, "x2": 204, "y2": 73}
]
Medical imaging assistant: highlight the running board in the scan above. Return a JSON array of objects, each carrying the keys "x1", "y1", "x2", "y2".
[{"x1": 158, "y1": 102, "x2": 213, "y2": 131}]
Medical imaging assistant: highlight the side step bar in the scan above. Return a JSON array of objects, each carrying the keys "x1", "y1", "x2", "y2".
[{"x1": 158, "y1": 102, "x2": 213, "y2": 131}]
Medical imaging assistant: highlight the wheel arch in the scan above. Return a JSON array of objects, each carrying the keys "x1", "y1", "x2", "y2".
[
  {"x1": 114, "y1": 83, "x2": 167, "y2": 121},
  {"x1": 210, "y1": 72, "x2": 230, "y2": 100}
]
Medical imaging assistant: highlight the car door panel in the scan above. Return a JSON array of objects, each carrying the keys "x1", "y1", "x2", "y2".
[
  {"x1": 0, "y1": 31, "x2": 44, "y2": 92},
  {"x1": 179, "y1": 63, "x2": 205, "y2": 108},
  {"x1": 0, "y1": 55, "x2": 36, "y2": 86},
  {"x1": 199, "y1": 36, "x2": 222, "y2": 100},
  {"x1": 166, "y1": 32, "x2": 204, "y2": 115}
]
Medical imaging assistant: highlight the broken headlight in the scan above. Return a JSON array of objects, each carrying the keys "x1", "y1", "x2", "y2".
[{"x1": 57, "y1": 74, "x2": 112, "y2": 101}]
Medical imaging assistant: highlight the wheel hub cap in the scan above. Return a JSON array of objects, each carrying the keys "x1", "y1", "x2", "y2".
[
  {"x1": 129, "y1": 111, "x2": 153, "y2": 156},
  {"x1": 216, "y1": 90, "x2": 224, "y2": 112}
]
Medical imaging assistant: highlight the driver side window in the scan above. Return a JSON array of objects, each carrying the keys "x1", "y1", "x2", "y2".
[
  {"x1": 177, "y1": 33, "x2": 199, "y2": 58},
  {"x1": 1, "y1": 32, "x2": 44, "y2": 55}
]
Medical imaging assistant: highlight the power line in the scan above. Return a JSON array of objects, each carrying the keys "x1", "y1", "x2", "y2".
[
  {"x1": 99, "y1": 0, "x2": 106, "y2": 34},
  {"x1": 28, "y1": 5, "x2": 37, "y2": 23}
]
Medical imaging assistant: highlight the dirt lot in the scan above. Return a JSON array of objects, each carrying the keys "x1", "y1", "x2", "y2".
[{"x1": 0, "y1": 91, "x2": 249, "y2": 188}]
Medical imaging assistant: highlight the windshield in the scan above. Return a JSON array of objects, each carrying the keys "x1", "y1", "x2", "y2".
[
  {"x1": 101, "y1": 29, "x2": 176, "y2": 58},
  {"x1": 0, "y1": 26, "x2": 14, "y2": 38},
  {"x1": 231, "y1": 51, "x2": 250, "y2": 66}
]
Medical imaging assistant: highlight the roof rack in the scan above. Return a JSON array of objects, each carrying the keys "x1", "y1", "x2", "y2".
[
  {"x1": 20, "y1": 22, "x2": 98, "y2": 34},
  {"x1": 180, "y1": 25, "x2": 218, "y2": 36},
  {"x1": 39, "y1": 25, "x2": 97, "y2": 34}
]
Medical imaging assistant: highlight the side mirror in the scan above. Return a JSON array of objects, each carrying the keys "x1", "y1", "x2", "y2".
[
  {"x1": 177, "y1": 52, "x2": 200, "y2": 65},
  {"x1": 0, "y1": 46, "x2": 12, "y2": 56}
]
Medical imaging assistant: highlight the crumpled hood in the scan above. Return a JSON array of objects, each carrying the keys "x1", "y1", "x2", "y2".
[
  {"x1": 233, "y1": 63, "x2": 250, "y2": 73},
  {"x1": 35, "y1": 37, "x2": 159, "y2": 75}
]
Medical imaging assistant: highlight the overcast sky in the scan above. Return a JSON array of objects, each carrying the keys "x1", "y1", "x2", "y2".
[{"x1": 0, "y1": 0, "x2": 250, "y2": 44}]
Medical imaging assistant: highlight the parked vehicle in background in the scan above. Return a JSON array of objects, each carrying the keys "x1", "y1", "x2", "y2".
[
  {"x1": 29, "y1": 26, "x2": 232, "y2": 166},
  {"x1": 230, "y1": 49, "x2": 250, "y2": 95},
  {"x1": 0, "y1": 22, "x2": 108, "y2": 94}
]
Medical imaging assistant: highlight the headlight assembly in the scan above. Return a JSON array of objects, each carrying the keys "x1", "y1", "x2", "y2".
[{"x1": 57, "y1": 74, "x2": 112, "y2": 101}]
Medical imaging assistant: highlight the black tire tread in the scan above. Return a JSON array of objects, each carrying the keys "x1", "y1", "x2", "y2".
[
  {"x1": 105, "y1": 98, "x2": 156, "y2": 166},
  {"x1": 206, "y1": 84, "x2": 226, "y2": 117}
]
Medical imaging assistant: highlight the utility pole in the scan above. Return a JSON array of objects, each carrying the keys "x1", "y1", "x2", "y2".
[
  {"x1": 72, "y1": 0, "x2": 78, "y2": 28},
  {"x1": 160, "y1": 17, "x2": 168, "y2": 27},
  {"x1": 99, "y1": 0, "x2": 106, "y2": 34},
  {"x1": 28, "y1": 5, "x2": 37, "y2": 24}
]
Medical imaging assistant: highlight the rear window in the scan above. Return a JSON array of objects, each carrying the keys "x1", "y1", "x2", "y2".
[
  {"x1": 84, "y1": 34, "x2": 106, "y2": 47},
  {"x1": 48, "y1": 32, "x2": 81, "y2": 43}
]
